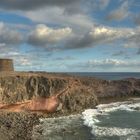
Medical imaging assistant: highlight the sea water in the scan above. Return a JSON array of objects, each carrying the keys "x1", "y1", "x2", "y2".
[
  {"x1": 82, "y1": 100, "x2": 140, "y2": 140},
  {"x1": 33, "y1": 99, "x2": 140, "y2": 140},
  {"x1": 68, "y1": 72, "x2": 140, "y2": 80}
]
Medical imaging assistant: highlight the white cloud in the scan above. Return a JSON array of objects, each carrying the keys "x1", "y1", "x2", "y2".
[
  {"x1": 0, "y1": 22, "x2": 23, "y2": 45},
  {"x1": 53, "y1": 56, "x2": 76, "y2": 61},
  {"x1": 99, "y1": 0, "x2": 110, "y2": 9},
  {"x1": 64, "y1": 25, "x2": 139, "y2": 49},
  {"x1": 106, "y1": 1, "x2": 130, "y2": 21},
  {"x1": 87, "y1": 59, "x2": 126, "y2": 67},
  {"x1": 67, "y1": 59, "x2": 140, "y2": 72},
  {"x1": 0, "y1": 43, "x2": 6, "y2": 48},
  {"x1": 122, "y1": 26, "x2": 140, "y2": 48},
  {"x1": 23, "y1": 7, "x2": 93, "y2": 34},
  {"x1": 0, "y1": 0, "x2": 95, "y2": 37},
  {"x1": 28, "y1": 24, "x2": 72, "y2": 46},
  {"x1": 17, "y1": 58, "x2": 32, "y2": 66},
  {"x1": 89, "y1": 25, "x2": 135, "y2": 42},
  {"x1": 134, "y1": 13, "x2": 140, "y2": 25}
]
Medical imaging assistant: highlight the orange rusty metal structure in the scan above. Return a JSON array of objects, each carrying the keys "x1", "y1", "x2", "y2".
[{"x1": 0, "y1": 86, "x2": 69, "y2": 113}]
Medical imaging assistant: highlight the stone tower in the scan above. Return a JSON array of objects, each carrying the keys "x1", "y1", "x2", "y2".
[{"x1": 0, "y1": 59, "x2": 14, "y2": 71}]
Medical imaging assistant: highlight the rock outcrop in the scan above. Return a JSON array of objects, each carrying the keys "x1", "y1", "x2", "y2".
[{"x1": 0, "y1": 72, "x2": 139, "y2": 113}]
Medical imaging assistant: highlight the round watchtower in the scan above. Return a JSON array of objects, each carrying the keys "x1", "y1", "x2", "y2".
[{"x1": 0, "y1": 59, "x2": 14, "y2": 71}]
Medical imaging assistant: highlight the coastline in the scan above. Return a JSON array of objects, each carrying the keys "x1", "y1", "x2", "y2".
[
  {"x1": 98, "y1": 96, "x2": 140, "y2": 104},
  {"x1": 0, "y1": 72, "x2": 139, "y2": 139}
]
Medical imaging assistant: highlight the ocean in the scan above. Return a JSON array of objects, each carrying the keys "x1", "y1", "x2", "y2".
[
  {"x1": 67, "y1": 72, "x2": 140, "y2": 80},
  {"x1": 33, "y1": 73, "x2": 140, "y2": 140}
]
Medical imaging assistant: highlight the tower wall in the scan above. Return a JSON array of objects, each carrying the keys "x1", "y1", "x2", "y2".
[{"x1": 0, "y1": 59, "x2": 14, "y2": 71}]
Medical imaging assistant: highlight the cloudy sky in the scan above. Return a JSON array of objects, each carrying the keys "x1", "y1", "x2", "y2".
[{"x1": 0, "y1": 0, "x2": 140, "y2": 72}]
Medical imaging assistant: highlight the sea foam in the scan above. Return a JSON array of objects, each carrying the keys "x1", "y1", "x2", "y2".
[
  {"x1": 82, "y1": 100, "x2": 140, "y2": 137},
  {"x1": 33, "y1": 99, "x2": 140, "y2": 139}
]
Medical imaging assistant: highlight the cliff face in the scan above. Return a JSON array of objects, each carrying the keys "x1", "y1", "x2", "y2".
[
  {"x1": 0, "y1": 72, "x2": 139, "y2": 113},
  {"x1": 0, "y1": 72, "x2": 98, "y2": 113}
]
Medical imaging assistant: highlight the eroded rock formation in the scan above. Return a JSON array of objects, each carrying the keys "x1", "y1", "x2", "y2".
[{"x1": 0, "y1": 72, "x2": 139, "y2": 113}]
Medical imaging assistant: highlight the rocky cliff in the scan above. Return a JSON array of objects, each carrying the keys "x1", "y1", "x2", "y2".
[
  {"x1": 0, "y1": 72, "x2": 139, "y2": 113},
  {"x1": 0, "y1": 72, "x2": 140, "y2": 140}
]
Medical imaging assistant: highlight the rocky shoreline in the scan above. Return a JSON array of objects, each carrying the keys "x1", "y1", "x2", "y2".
[{"x1": 0, "y1": 72, "x2": 139, "y2": 140}]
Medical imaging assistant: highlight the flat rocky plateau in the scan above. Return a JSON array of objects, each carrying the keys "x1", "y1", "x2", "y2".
[{"x1": 0, "y1": 72, "x2": 139, "y2": 140}]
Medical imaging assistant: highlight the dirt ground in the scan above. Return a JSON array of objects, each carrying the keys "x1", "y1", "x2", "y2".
[{"x1": 0, "y1": 111, "x2": 41, "y2": 140}]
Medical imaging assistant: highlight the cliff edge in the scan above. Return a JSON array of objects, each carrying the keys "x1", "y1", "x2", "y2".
[{"x1": 0, "y1": 72, "x2": 139, "y2": 113}]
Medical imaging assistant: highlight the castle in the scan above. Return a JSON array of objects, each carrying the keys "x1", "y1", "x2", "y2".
[{"x1": 0, "y1": 59, "x2": 14, "y2": 71}]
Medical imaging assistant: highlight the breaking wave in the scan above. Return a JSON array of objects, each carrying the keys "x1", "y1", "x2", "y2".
[{"x1": 82, "y1": 100, "x2": 140, "y2": 138}]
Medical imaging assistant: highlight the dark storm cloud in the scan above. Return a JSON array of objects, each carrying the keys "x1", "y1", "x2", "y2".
[{"x1": 0, "y1": 0, "x2": 81, "y2": 10}]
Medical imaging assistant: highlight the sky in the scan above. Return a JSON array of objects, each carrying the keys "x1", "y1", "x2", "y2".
[{"x1": 0, "y1": 0, "x2": 140, "y2": 72}]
